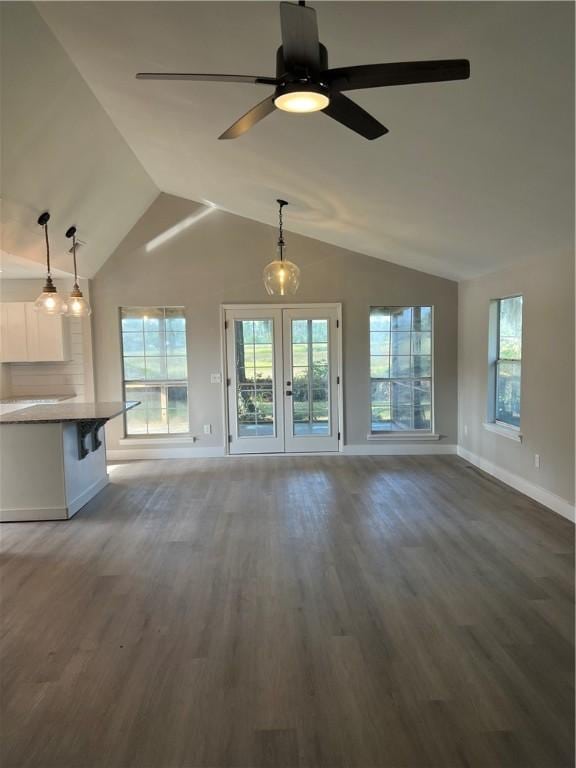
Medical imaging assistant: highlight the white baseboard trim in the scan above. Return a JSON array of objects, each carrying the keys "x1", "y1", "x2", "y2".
[
  {"x1": 0, "y1": 506, "x2": 68, "y2": 523},
  {"x1": 107, "y1": 447, "x2": 226, "y2": 460},
  {"x1": 67, "y1": 475, "x2": 109, "y2": 517},
  {"x1": 457, "y1": 446, "x2": 575, "y2": 523},
  {"x1": 108, "y1": 443, "x2": 457, "y2": 460},
  {"x1": 342, "y1": 443, "x2": 457, "y2": 456}
]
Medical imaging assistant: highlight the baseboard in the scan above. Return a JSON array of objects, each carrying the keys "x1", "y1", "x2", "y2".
[
  {"x1": 0, "y1": 506, "x2": 68, "y2": 523},
  {"x1": 343, "y1": 443, "x2": 457, "y2": 456},
  {"x1": 457, "y1": 446, "x2": 575, "y2": 523},
  {"x1": 107, "y1": 447, "x2": 226, "y2": 460},
  {"x1": 67, "y1": 475, "x2": 109, "y2": 517}
]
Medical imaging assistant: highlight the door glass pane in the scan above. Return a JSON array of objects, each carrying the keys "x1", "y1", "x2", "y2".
[
  {"x1": 235, "y1": 319, "x2": 275, "y2": 438},
  {"x1": 291, "y1": 319, "x2": 330, "y2": 436}
]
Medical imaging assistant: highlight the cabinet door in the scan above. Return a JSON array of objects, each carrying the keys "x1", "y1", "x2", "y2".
[
  {"x1": 0, "y1": 303, "x2": 28, "y2": 362},
  {"x1": 24, "y1": 303, "x2": 70, "y2": 362}
]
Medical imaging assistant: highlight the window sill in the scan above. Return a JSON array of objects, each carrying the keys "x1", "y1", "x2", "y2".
[
  {"x1": 367, "y1": 432, "x2": 441, "y2": 442},
  {"x1": 119, "y1": 435, "x2": 197, "y2": 446},
  {"x1": 483, "y1": 422, "x2": 522, "y2": 442}
]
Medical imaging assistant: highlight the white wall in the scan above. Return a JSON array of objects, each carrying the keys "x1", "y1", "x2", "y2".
[
  {"x1": 91, "y1": 193, "x2": 459, "y2": 456},
  {"x1": 0, "y1": 279, "x2": 94, "y2": 401},
  {"x1": 458, "y1": 251, "x2": 575, "y2": 516}
]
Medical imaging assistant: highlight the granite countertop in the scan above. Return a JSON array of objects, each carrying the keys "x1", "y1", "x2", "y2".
[{"x1": 0, "y1": 401, "x2": 140, "y2": 424}]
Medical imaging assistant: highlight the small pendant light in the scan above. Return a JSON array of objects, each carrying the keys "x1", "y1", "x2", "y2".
[
  {"x1": 263, "y1": 199, "x2": 300, "y2": 296},
  {"x1": 64, "y1": 226, "x2": 92, "y2": 317},
  {"x1": 34, "y1": 212, "x2": 67, "y2": 315}
]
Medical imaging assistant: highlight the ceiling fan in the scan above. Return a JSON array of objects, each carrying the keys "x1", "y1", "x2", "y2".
[{"x1": 136, "y1": 1, "x2": 470, "y2": 141}]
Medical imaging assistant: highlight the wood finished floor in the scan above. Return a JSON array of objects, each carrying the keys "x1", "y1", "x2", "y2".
[{"x1": 1, "y1": 455, "x2": 574, "y2": 768}]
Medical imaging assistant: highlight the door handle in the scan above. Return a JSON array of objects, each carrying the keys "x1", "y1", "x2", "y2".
[{"x1": 285, "y1": 390, "x2": 292, "y2": 396}]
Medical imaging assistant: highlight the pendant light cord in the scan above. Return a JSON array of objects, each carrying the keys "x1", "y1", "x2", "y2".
[
  {"x1": 44, "y1": 222, "x2": 51, "y2": 277},
  {"x1": 71, "y1": 232, "x2": 79, "y2": 287},
  {"x1": 277, "y1": 199, "x2": 288, "y2": 262}
]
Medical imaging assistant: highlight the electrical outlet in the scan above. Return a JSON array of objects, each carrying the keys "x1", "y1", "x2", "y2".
[
  {"x1": 203, "y1": 424, "x2": 212, "y2": 435},
  {"x1": 534, "y1": 453, "x2": 540, "y2": 469},
  {"x1": 210, "y1": 373, "x2": 222, "y2": 384}
]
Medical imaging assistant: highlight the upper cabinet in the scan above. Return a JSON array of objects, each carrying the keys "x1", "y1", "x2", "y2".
[{"x1": 0, "y1": 302, "x2": 71, "y2": 363}]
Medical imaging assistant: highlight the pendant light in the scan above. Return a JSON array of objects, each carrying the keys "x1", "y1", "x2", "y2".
[
  {"x1": 263, "y1": 199, "x2": 300, "y2": 296},
  {"x1": 34, "y1": 212, "x2": 67, "y2": 315},
  {"x1": 64, "y1": 226, "x2": 91, "y2": 317}
]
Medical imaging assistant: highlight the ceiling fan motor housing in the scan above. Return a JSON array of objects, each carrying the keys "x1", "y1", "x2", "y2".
[
  {"x1": 274, "y1": 43, "x2": 330, "y2": 107},
  {"x1": 275, "y1": 43, "x2": 328, "y2": 82}
]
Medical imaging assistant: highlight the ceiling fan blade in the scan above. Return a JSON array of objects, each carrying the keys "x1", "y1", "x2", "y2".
[
  {"x1": 322, "y1": 93, "x2": 388, "y2": 140},
  {"x1": 136, "y1": 73, "x2": 278, "y2": 85},
  {"x1": 279, "y1": 2, "x2": 320, "y2": 72},
  {"x1": 325, "y1": 59, "x2": 470, "y2": 91},
  {"x1": 219, "y1": 95, "x2": 277, "y2": 139}
]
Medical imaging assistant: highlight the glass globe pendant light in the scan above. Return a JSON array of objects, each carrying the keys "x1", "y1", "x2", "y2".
[
  {"x1": 34, "y1": 212, "x2": 67, "y2": 315},
  {"x1": 263, "y1": 199, "x2": 300, "y2": 296},
  {"x1": 64, "y1": 226, "x2": 92, "y2": 317}
]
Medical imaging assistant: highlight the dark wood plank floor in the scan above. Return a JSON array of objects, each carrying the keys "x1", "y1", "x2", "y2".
[{"x1": 1, "y1": 455, "x2": 573, "y2": 768}]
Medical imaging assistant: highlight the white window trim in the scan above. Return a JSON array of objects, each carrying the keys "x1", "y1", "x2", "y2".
[
  {"x1": 120, "y1": 306, "x2": 190, "y2": 437},
  {"x1": 487, "y1": 295, "x2": 523, "y2": 432},
  {"x1": 483, "y1": 421, "x2": 523, "y2": 442},
  {"x1": 367, "y1": 432, "x2": 441, "y2": 442}
]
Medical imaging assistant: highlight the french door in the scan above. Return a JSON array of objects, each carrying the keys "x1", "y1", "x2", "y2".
[{"x1": 225, "y1": 306, "x2": 340, "y2": 454}]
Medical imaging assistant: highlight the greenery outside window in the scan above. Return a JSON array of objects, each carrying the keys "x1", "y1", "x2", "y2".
[
  {"x1": 490, "y1": 295, "x2": 523, "y2": 428},
  {"x1": 120, "y1": 307, "x2": 189, "y2": 435},
  {"x1": 370, "y1": 306, "x2": 433, "y2": 432}
]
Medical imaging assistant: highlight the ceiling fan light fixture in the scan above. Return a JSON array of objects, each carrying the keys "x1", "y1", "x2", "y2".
[{"x1": 274, "y1": 88, "x2": 329, "y2": 113}]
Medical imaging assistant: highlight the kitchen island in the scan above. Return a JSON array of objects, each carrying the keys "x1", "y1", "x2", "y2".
[{"x1": 0, "y1": 401, "x2": 138, "y2": 522}]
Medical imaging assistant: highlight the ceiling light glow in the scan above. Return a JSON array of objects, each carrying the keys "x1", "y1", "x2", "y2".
[{"x1": 274, "y1": 91, "x2": 330, "y2": 113}]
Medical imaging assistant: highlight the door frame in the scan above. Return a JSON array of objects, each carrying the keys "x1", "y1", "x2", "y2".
[{"x1": 220, "y1": 303, "x2": 343, "y2": 455}]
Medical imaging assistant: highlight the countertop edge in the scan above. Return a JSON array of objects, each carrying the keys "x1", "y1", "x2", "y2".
[{"x1": 0, "y1": 401, "x2": 140, "y2": 425}]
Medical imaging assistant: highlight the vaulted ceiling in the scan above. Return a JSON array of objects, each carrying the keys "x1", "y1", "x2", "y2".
[{"x1": 15, "y1": 2, "x2": 576, "y2": 279}]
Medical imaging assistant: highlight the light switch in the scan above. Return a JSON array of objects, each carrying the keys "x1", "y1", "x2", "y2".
[{"x1": 210, "y1": 373, "x2": 222, "y2": 384}]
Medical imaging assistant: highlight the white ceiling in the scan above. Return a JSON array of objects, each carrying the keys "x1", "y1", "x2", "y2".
[
  {"x1": 1, "y1": 3, "x2": 158, "y2": 280},
  {"x1": 38, "y1": 1, "x2": 574, "y2": 280}
]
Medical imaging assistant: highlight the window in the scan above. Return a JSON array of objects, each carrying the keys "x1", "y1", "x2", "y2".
[
  {"x1": 491, "y1": 295, "x2": 523, "y2": 428},
  {"x1": 120, "y1": 307, "x2": 189, "y2": 435},
  {"x1": 370, "y1": 306, "x2": 433, "y2": 432}
]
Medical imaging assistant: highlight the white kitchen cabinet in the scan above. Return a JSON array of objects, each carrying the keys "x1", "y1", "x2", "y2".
[
  {"x1": 0, "y1": 302, "x2": 71, "y2": 363},
  {"x1": 0, "y1": 303, "x2": 28, "y2": 362}
]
